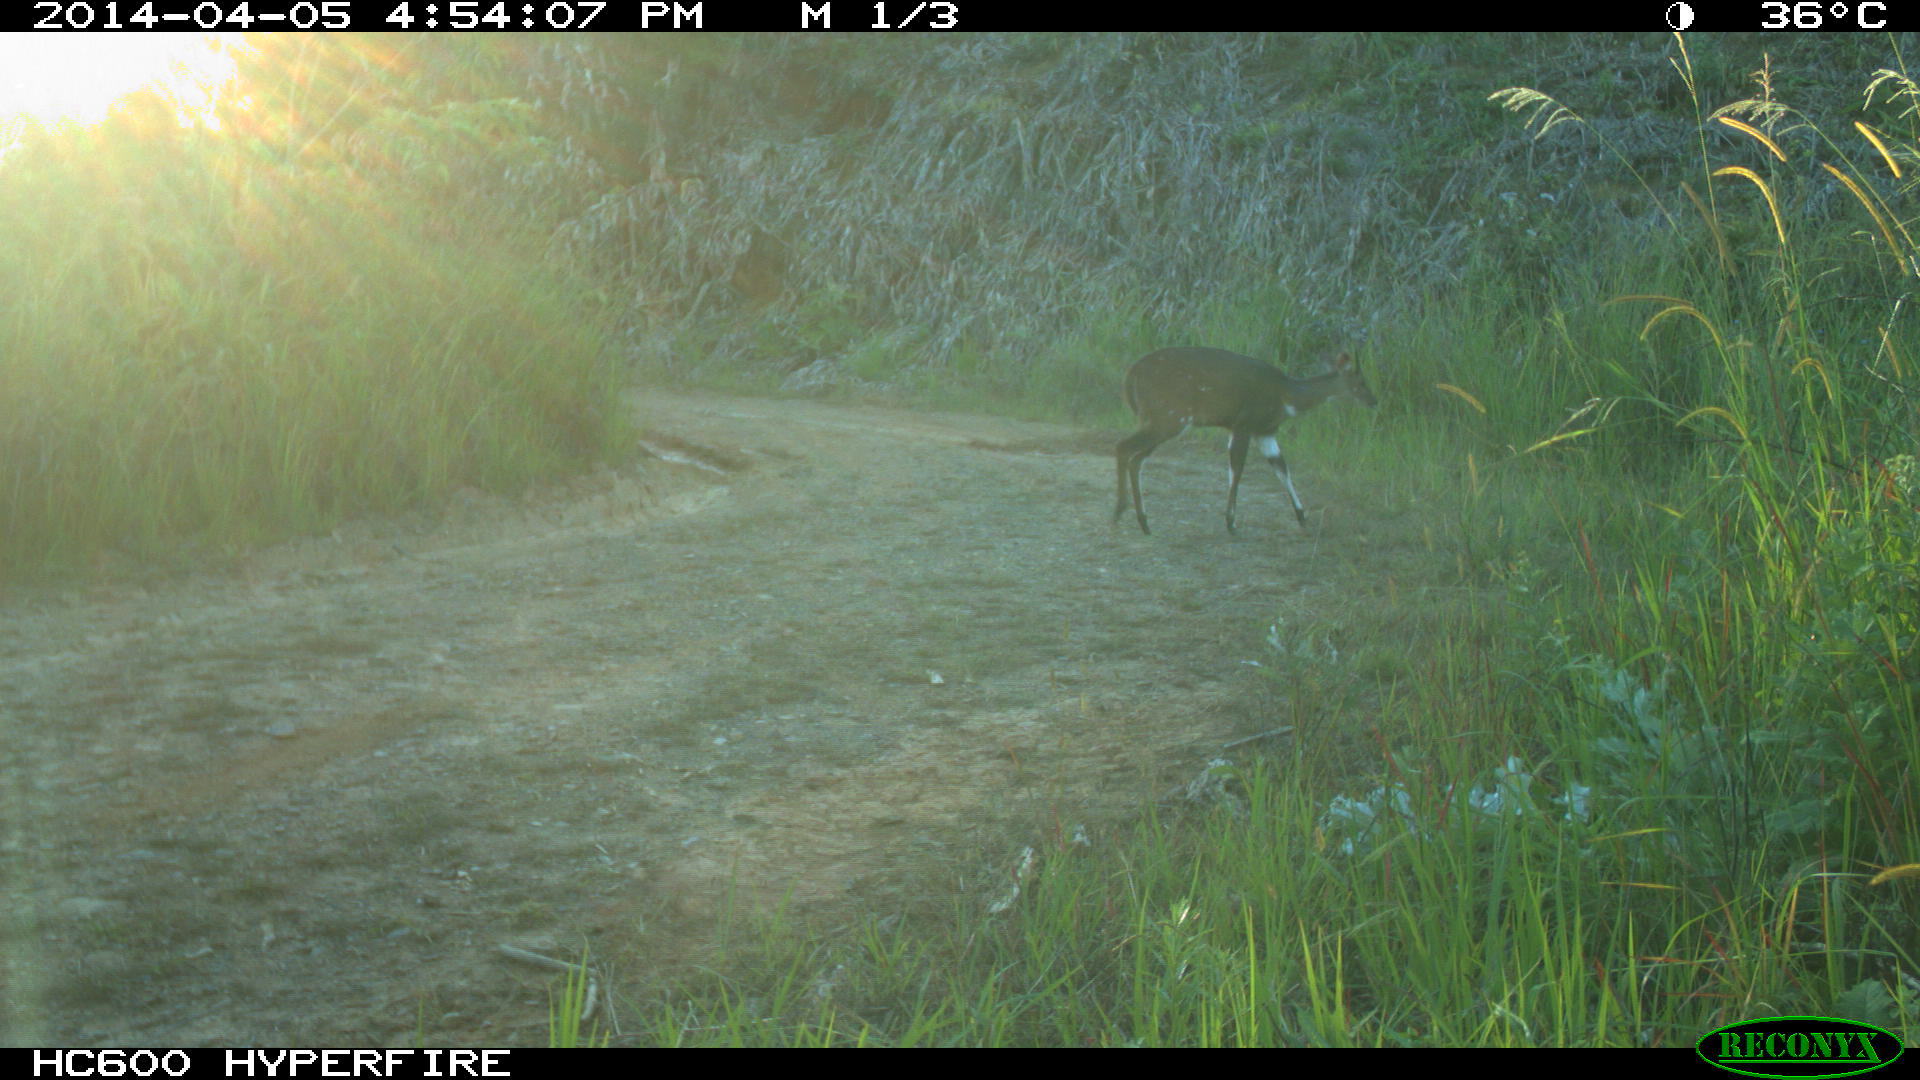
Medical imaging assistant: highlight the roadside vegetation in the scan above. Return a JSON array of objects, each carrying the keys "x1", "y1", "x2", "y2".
[{"x1": 5, "y1": 32, "x2": 1913, "y2": 1045}]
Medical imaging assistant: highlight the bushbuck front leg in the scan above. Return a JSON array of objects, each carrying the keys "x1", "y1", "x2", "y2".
[{"x1": 1257, "y1": 435, "x2": 1307, "y2": 526}]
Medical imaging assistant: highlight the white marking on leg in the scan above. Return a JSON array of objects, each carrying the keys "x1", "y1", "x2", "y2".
[{"x1": 1256, "y1": 437, "x2": 1304, "y2": 513}]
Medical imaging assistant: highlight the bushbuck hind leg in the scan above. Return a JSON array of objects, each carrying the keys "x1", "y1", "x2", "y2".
[
  {"x1": 1225, "y1": 430, "x2": 1254, "y2": 533},
  {"x1": 1257, "y1": 435, "x2": 1307, "y2": 526},
  {"x1": 1128, "y1": 452, "x2": 1149, "y2": 532},
  {"x1": 1114, "y1": 427, "x2": 1177, "y2": 534}
]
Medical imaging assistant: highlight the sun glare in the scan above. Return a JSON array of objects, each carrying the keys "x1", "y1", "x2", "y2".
[{"x1": 0, "y1": 32, "x2": 245, "y2": 134}]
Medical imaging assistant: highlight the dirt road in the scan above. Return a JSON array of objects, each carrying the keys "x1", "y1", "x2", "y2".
[{"x1": 2, "y1": 389, "x2": 1386, "y2": 1046}]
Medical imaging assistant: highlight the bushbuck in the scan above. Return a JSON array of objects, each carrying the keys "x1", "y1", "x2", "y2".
[{"x1": 1114, "y1": 347, "x2": 1375, "y2": 534}]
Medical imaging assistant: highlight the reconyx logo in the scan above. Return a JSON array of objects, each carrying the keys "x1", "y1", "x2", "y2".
[{"x1": 1697, "y1": 1017, "x2": 1904, "y2": 1079}]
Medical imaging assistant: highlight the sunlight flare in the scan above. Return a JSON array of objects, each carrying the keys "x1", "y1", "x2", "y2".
[{"x1": 0, "y1": 32, "x2": 245, "y2": 133}]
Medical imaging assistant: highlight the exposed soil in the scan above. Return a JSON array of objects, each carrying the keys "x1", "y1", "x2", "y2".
[{"x1": 2, "y1": 388, "x2": 1399, "y2": 1047}]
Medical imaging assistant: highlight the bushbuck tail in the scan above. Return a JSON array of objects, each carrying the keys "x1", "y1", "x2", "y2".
[{"x1": 1114, "y1": 347, "x2": 1376, "y2": 534}]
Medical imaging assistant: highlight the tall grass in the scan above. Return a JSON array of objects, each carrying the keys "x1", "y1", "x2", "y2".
[
  {"x1": 1410, "y1": 43, "x2": 1920, "y2": 1038},
  {"x1": 0, "y1": 96, "x2": 627, "y2": 579},
  {"x1": 1502, "y1": 41, "x2": 1917, "y2": 939}
]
